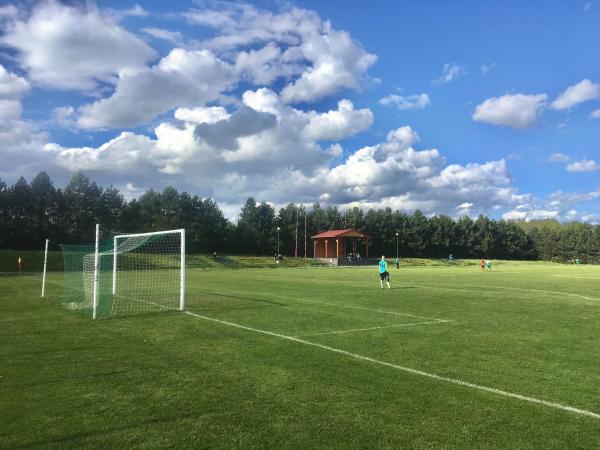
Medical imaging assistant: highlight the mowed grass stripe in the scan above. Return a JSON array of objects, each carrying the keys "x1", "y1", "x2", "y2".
[{"x1": 184, "y1": 310, "x2": 600, "y2": 420}]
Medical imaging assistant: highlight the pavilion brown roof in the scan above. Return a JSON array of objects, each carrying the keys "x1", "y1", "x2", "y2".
[{"x1": 311, "y1": 229, "x2": 367, "y2": 239}]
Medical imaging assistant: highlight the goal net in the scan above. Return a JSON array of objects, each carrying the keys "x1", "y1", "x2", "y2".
[{"x1": 59, "y1": 227, "x2": 185, "y2": 319}]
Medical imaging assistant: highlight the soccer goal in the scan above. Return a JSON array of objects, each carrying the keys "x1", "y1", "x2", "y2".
[{"x1": 59, "y1": 225, "x2": 185, "y2": 319}]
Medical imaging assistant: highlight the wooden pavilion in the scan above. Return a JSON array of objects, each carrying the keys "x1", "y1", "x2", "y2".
[{"x1": 312, "y1": 229, "x2": 369, "y2": 260}]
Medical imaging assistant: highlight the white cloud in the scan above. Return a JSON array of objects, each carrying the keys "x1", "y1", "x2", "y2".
[
  {"x1": 32, "y1": 86, "x2": 529, "y2": 218},
  {"x1": 0, "y1": 64, "x2": 30, "y2": 99},
  {"x1": 302, "y1": 100, "x2": 373, "y2": 141},
  {"x1": 551, "y1": 79, "x2": 600, "y2": 110},
  {"x1": 566, "y1": 159, "x2": 600, "y2": 173},
  {"x1": 433, "y1": 63, "x2": 466, "y2": 84},
  {"x1": 590, "y1": 109, "x2": 600, "y2": 119},
  {"x1": 280, "y1": 28, "x2": 377, "y2": 103},
  {"x1": 502, "y1": 209, "x2": 559, "y2": 221},
  {"x1": 106, "y1": 4, "x2": 148, "y2": 22},
  {"x1": 77, "y1": 48, "x2": 237, "y2": 129},
  {"x1": 0, "y1": 99, "x2": 21, "y2": 121},
  {"x1": 52, "y1": 106, "x2": 76, "y2": 128},
  {"x1": 141, "y1": 28, "x2": 183, "y2": 45},
  {"x1": 0, "y1": 1, "x2": 157, "y2": 91},
  {"x1": 548, "y1": 152, "x2": 570, "y2": 162},
  {"x1": 379, "y1": 93, "x2": 430, "y2": 110},
  {"x1": 473, "y1": 93, "x2": 548, "y2": 129},
  {"x1": 174, "y1": 106, "x2": 230, "y2": 124},
  {"x1": 47, "y1": 132, "x2": 157, "y2": 173},
  {"x1": 185, "y1": 4, "x2": 376, "y2": 104}
]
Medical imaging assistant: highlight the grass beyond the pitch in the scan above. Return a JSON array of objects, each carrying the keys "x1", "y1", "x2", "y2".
[{"x1": 1, "y1": 263, "x2": 600, "y2": 448}]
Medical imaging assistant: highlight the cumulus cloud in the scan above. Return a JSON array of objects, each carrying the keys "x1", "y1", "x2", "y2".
[
  {"x1": 433, "y1": 63, "x2": 466, "y2": 84},
  {"x1": 0, "y1": 65, "x2": 51, "y2": 180},
  {"x1": 302, "y1": 100, "x2": 373, "y2": 141},
  {"x1": 566, "y1": 159, "x2": 600, "y2": 173},
  {"x1": 19, "y1": 2, "x2": 377, "y2": 129},
  {"x1": 0, "y1": 1, "x2": 157, "y2": 91},
  {"x1": 379, "y1": 93, "x2": 430, "y2": 110},
  {"x1": 279, "y1": 29, "x2": 377, "y2": 103},
  {"x1": 551, "y1": 79, "x2": 599, "y2": 110},
  {"x1": 187, "y1": 4, "x2": 376, "y2": 103},
  {"x1": 0, "y1": 64, "x2": 30, "y2": 99},
  {"x1": 503, "y1": 188, "x2": 600, "y2": 223},
  {"x1": 77, "y1": 48, "x2": 237, "y2": 129},
  {"x1": 590, "y1": 109, "x2": 600, "y2": 119},
  {"x1": 33, "y1": 86, "x2": 527, "y2": 217},
  {"x1": 502, "y1": 209, "x2": 559, "y2": 221},
  {"x1": 47, "y1": 132, "x2": 156, "y2": 173},
  {"x1": 473, "y1": 93, "x2": 548, "y2": 129},
  {"x1": 194, "y1": 105, "x2": 277, "y2": 150}
]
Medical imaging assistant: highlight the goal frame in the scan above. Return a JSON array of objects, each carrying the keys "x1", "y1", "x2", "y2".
[{"x1": 109, "y1": 228, "x2": 186, "y2": 318}]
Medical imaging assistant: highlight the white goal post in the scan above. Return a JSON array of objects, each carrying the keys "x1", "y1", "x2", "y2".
[
  {"x1": 41, "y1": 238, "x2": 49, "y2": 298},
  {"x1": 111, "y1": 228, "x2": 186, "y2": 313}
]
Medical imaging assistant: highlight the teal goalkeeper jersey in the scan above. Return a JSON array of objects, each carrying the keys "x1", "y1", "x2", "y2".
[{"x1": 379, "y1": 260, "x2": 387, "y2": 273}]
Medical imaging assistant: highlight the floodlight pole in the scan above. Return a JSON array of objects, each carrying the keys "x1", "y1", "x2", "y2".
[
  {"x1": 295, "y1": 208, "x2": 298, "y2": 258},
  {"x1": 277, "y1": 226, "x2": 281, "y2": 256},
  {"x1": 304, "y1": 213, "x2": 307, "y2": 258},
  {"x1": 41, "y1": 239, "x2": 49, "y2": 298},
  {"x1": 395, "y1": 232, "x2": 399, "y2": 269}
]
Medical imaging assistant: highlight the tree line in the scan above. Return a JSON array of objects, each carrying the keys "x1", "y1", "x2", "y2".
[{"x1": 1, "y1": 172, "x2": 599, "y2": 262}]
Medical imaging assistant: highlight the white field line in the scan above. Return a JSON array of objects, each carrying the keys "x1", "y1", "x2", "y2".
[
  {"x1": 184, "y1": 311, "x2": 600, "y2": 420},
  {"x1": 554, "y1": 274, "x2": 600, "y2": 281},
  {"x1": 418, "y1": 282, "x2": 600, "y2": 303},
  {"x1": 294, "y1": 320, "x2": 452, "y2": 337},
  {"x1": 186, "y1": 280, "x2": 452, "y2": 322},
  {"x1": 287, "y1": 297, "x2": 450, "y2": 322}
]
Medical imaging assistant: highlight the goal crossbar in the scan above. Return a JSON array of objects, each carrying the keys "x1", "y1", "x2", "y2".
[{"x1": 113, "y1": 229, "x2": 185, "y2": 239}]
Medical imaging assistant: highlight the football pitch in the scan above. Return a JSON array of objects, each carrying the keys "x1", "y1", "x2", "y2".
[{"x1": 2, "y1": 262, "x2": 600, "y2": 448}]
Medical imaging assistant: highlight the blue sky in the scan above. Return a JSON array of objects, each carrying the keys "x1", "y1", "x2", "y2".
[{"x1": 0, "y1": 0, "x2": 599, "y2": 221}]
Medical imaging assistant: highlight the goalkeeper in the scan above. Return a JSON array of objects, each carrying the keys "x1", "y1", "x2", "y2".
[{"x1": 379, "y1": 256, "x2": 391, "y2": 289}]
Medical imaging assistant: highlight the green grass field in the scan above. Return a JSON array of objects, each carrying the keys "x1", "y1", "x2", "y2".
[{"x1": 2, "y1": 261, "x2": 600, "y2": 448}]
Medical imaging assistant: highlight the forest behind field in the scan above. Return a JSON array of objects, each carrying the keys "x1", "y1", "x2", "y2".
[{"x1": 1, "y1": 172, "x2": 599, "y2": 262}]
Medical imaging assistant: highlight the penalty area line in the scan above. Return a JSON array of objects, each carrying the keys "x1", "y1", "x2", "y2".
[
  {"x1": 183, "y1": 310, "x2": 600, "y2": 421},
  {"x1": 294, "y1": 320, "x2": 452, "y2": 337}
]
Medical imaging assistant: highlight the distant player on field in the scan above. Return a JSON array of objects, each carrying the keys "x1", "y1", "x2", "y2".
[
  {"x1": 485, "y1": 259, "x2": 492, "y2": 271},
  {"x1": 379, "y1": 256, "x2": 391, "y2": 289},
  {"x1": 480, "y1": 258, "x2": 485, "y2": 271}
]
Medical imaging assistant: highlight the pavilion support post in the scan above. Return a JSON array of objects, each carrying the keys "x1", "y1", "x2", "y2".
[
  {"x1": 313, "y1": 240, "x2": 317, "y2": 258},
  {"x1": 336, "y1": 239, "x2": 339, "y2": 259},
  {"x1": 325, "y1": 240, "x2": 329, "y2": 258}
]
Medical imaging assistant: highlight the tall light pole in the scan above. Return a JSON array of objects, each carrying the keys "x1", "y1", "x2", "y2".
[
  {"x1": 295, "y1": 208, "x2": 298, "y2": 258},
  {"x1": 395, "y1": 231, "x2": 399, "y2": 269},
  {"x1": 277, "y1": 226, "x2": 281, "y2": 256}
]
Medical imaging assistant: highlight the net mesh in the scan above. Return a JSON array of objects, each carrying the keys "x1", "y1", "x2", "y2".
[{"x1": 59, "y1": 231, "x2": 183, "y2": 319}]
